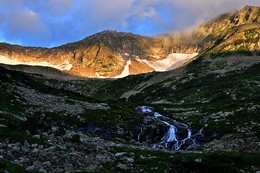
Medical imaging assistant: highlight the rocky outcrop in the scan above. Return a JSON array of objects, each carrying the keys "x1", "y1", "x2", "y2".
[{"x1": 157, "y1": 6, "x2": 260, "y2": 54}]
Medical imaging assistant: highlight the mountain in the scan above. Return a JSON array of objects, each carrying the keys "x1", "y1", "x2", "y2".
[
  {"x1": 1, "y1": 6, "x2": 259, "y2": 79},
  {"x1": 0, "y1": 30, "x2": 199, "y2": 78},
  {"x1": 0, "y1": 6, "x2": 260, "y2": 173}
]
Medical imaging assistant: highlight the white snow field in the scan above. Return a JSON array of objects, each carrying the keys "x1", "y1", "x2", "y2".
[
  {"x1": 0, "y1": 53, "x2": 198, "y2": 78},
  {"x1": 141, "y1": 53, "x2": 198, "y2": 72},
  {"x1": 0, "y1": 55, "x2": 73, "y2": 71}
]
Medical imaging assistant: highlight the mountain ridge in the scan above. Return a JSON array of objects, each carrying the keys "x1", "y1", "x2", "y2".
[{"x1": 0, "y1": 6, "x2": 260, "y2": 78}]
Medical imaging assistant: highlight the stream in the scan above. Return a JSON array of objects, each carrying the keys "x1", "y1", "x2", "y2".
[{"x1": 136, "y1": 106, "x2": 204, "y2": 151}]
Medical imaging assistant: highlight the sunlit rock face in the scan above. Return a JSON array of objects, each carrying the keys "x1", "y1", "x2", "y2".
[{"x1": 0, "y1": 31, "x2": 197, "y2": 78}]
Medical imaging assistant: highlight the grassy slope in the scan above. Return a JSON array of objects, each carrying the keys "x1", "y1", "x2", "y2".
[
  {"x1": 101, "y1": 147, "x2": 260, "y2": 173},
  {"x1": 0, "y1": 51, "x2": 259, "y2": 172}
]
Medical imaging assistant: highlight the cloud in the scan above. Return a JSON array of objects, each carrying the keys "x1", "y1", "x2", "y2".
[
  {"x1": 157, "y1": 0, "x2": 260, "y2": 31},
  {"x1": 0, "y1": 0, "x2": 260, "y2": 47},
  {"x1": 6, "y1": 9, "x2": 49, "y2": 37},
  {"x1": 0, "y1": 0, "x2": 50, "y2": 46},
  {"x1": 24, "y1": 0, "x2": 74, "y2": 16}
]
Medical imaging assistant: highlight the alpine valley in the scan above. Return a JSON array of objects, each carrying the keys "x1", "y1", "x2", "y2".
[{"x1": 0, "y1": 6, "x2": 260, "y2": 173}]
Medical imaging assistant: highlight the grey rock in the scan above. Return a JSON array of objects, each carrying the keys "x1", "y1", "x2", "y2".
[
  {"x1": 213, "y1": 144, "x2": 224, "y2": 150},
  {"x1": 46, "y1": 146, "x2": 57, "y2": 152},
  {"x1": 57, "y1": 145, "x2": 67, "y2": 150},
  {"x1": 13, "y1": 159, "x2": 20, "y2": 165},
  {"x1": 38, "y1": 145, "x2": 44, "y2": 150},
  {"x1": 12, "y1": 145, "x2": 20, "y2": 152},
  {"x1": 49, "y1": 134, "x2": 55, "y2": 139},
  {"x1": 0, "y1": 155, "x2": 3, "y2": 160},
  {"x1": 43, "y1": 161, "x2": 51, "y2": 167},
  {"x1": 126, "y1": 157, "x2": 134, "y2": 163},
  {"x1": 21, "y1": 146, "x2": 30, "y2": 152},
  {"x1": 115, "y1": 152, "x2": 126, "y2": 157},
  {"x1": 18, "y1": 157, "x2": 27, "y2": 164},
  {"x1": 33, "y1": 160, "x2": 42, "y2": 168},
  {"x1": 32, "y1": 148, "x2": 39, "y2": 153},
  {"x1": 33, "y1": 135, "x2": 40, "y2": 139},
  {"x1": 42, "y1": 132, "x2": 48, "y2": 138},
  {"x1": 117, "y1": 163, "x2": 128, "y2": 170},
  {"x1": 195, "y1": 158, "x2": 202, "y2": 163},
  {"x1": 86, "y1": 164, "x2": 99, "y2": 172},
  {"x1": 96, "y1": 154, "x2": 109, "y2": 163},
  {"x1": 39, "y1": 168, "x2": 47, "y2": 173},
  {"x1": 26, "y1": 165, "x2": 35, "y2": 171},
  {"x1": 24, "y1": 140, "x2": 30, "y2": 149},
  {"x1": 31, "y1": 144, "x2": 38, "y2": 148},
  {"x1": 64, "y1": 163, "x2": 74, "y2": 170},
  {"x1": 140, "y1": 155, "x2": 146, "y2": 159}
]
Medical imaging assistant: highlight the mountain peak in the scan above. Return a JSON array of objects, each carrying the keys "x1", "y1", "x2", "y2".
[
  {"x1": 240, "y1": 5, "x2": 260, "y2": 11},
  {"x1": 233, "y1": 5, "x2": 260, "y2": 24}
]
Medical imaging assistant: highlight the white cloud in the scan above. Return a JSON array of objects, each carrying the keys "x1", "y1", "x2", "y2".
[
  {"x1": 0, "y1": 0, "x2": 260, "y2": 47},
  {"x1": 4, "y1": 8, "x2": 50, "y2": 42},
  {"x1": 162, "y1": 0, "x2": 260, "y2": 31}
]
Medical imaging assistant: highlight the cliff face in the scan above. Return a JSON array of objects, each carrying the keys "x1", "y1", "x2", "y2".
[
  {"x1": 0, "y1": 6, "x2": 259, "y2": 78},
  {"x1": 157, "y1": 6, "x2": 260, "y2": 54}
]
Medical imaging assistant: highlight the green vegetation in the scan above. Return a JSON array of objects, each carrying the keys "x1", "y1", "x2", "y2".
[
  {"x1": 0, "y1": 127, "x2": 46, "y2": 145},
  {"x1": 100, "y1": 146, "x2": 260, "y2": 173},
  {"x1": 210, "y1": 50, "x2": 254, "y2": 58},
  {"x1": 92, "y1": 74, "x2": 153, "y2": 101},
  {"x1": 81, "y1": 103, "x2": 142, "y2": 129},
  {"x1": 0, "y1": 161, "x2": 30, "y2": 173}
]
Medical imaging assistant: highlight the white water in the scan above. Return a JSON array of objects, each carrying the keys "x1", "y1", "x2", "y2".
[
  {"x1": 136, "y1": 106, "x2": 204, "y2": 151},
  {"x1": 0, "y1": 55, "x2": 73, "y2": 71}
]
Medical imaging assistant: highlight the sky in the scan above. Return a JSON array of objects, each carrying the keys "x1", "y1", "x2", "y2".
[{"x1": 0, "y1": 0, "x2": 259, "y2": 47}]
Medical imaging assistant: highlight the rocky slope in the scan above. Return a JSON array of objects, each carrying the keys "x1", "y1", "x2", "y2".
[
  {"x1": 1, "y1": 6, "x2": 259, "y2": 78},
  {"x1": 157, "y1": 5, "x2": 260, "y2": 54}
]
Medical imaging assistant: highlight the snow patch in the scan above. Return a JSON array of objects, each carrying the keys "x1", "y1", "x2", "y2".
[
  {"x1": 95, "y1": 73, "x2": 107, "y2": 78},
  {"x1": 152, "y1": 55, "x2": 161, "y2": 59},
  {"x1": 0, "y1": 55, "x2": 73, "y2": 71},
  {"x1": 142, "y1": 53, "x2": 198, "y2": 72},
  {"x1": 113, "y1": 59, "x2": 131, "y2": 78}
]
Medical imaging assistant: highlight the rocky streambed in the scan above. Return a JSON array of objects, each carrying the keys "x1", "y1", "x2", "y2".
[{"x1": 135, "y1": 106, "x2": 204, "y2": 151}]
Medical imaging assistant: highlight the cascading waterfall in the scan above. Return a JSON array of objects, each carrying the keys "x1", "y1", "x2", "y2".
[{"x1": 136, "y1": 106, "x2": 204, "y2": 151}]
